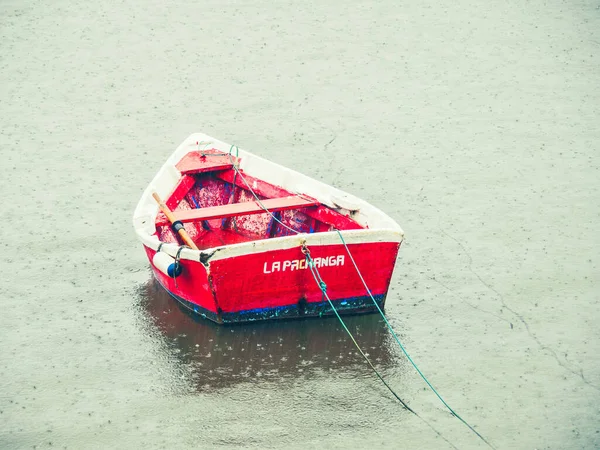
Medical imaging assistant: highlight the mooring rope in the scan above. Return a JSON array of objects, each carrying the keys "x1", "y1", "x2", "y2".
[
  {"x1": 225, "y1": 144, "x2": 494, "y2": 449},
  {"x1": 301, "y1": 244, "x2": 415, "y2": 413},
  {"x1": 303, "y1": 245, "x2": 463, "y2": 450},
  {"x1": 334, "y1": 230, "x2": 495, "y2": 449}
]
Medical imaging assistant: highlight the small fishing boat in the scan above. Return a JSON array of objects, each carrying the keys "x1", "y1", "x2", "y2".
[{"x1": 133, "y1": 133, "x2": 404, "y2": 324}]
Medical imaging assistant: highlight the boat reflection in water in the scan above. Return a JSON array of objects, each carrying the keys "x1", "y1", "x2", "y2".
[{"x1": 137, "y1": 278, "x2": 399, "y2": 392}]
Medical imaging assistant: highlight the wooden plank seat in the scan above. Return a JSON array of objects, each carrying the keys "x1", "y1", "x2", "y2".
[{"x1": 155, "y1": 196, "x2": 320, "y2": 226}]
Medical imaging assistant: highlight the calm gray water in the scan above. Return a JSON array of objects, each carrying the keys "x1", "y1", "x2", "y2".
[{"x1": 1, "y1": 1, "x2": 599, "y2": 448}]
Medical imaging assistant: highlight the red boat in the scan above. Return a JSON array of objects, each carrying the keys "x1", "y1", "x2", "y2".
[{"x1": 132, "y1": 134, "x2": 404, "y2": 324}]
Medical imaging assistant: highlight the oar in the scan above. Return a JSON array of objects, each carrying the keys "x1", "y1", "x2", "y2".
[{"x1": 152, "y1": 192, "x2": 199, "y2": 250}]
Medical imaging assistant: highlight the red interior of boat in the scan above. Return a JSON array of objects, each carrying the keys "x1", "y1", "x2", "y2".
[{"x1": 154, "y1": 150, "x2": 364, "y2": 250}]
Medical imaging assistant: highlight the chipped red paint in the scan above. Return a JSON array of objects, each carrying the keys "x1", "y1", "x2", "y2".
[
  {"x1": 155, "y1": 167, "x2": 364, "y2": 248},
  {"x1": 307, "y1": 205, "x2": 363, "y2": 231},
  {"x1": 186, "y1": 177, "x2": 231, "y2": 230},
  {"x1": 165, "y1": 175, "x2": 196, "y2": 211},
  {"x1": 216, "y1": 169, "x2": 290, "y2": 198},
  {"x1": 216, "y1": 169, "x2": 363, "y2": 230}
]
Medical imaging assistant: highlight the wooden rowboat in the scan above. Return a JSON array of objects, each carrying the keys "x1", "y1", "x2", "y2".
[{"x1": 132, "y1": 133, "x2": 404, "y2": 324}]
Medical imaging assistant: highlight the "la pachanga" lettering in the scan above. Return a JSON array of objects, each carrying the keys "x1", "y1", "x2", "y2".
[{"x1": 263, "y1": 255, "x2": 345, "y2": 274}]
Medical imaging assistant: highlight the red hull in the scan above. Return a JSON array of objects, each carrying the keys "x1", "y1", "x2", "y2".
[
  {"x1": 145, "y1": 241, "x2": 400, "y2": 323},
  {"x1": 134, "y1": 136, "x2": 404, "y2": 324}
]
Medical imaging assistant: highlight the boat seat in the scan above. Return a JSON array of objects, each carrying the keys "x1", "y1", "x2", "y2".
[
  {"x1": 155, "y1": 196, "x2": 319, "y2": 226},
  {"x1": 176, "y1": 150, "x2": 239, "y2": 175}
]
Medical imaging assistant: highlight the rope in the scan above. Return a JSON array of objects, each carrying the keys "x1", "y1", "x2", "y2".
[
  {"x1": 228, "y1": 145, "x2": 300, "y2": 236},
  {"x1": 227, "y1": 146, "x2": 240, "y2": 232},
  {"x1": 301, "y1": 245, "x2": 415, "y2": 413},
  {"x1": 302, "y1": 245, "x2": 466, "y2": 449},
  {"x1": 173, "y1": 246, "x2": 185, "y2": 288},
  {"x1": 224, "y1": 144, "x2": 494, "y2": 449},
  {"x1": 334, "y1": 230, "x2": 495, "y2": 449},
  {"x1": 197, "y1": 140, "x2": 211, "y2": 157}
]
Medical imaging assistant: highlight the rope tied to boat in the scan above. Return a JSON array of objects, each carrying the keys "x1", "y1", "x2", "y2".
[
  {"x1": 302, "y1": 244, "x2": 416, "y2": 414},
  {"x1": 173, "y1": 245, "x2": 186, "y2": 288},
  {"x1": 227, "y1": 143, "x2": 495, "y2": 449},
  {"x1": 302, "y1": 244, "x2": 328, "y2": 300},
  {"x1": 197, "y1": 140, "x2": 211, "y2": 158},
  {"x1": 333, "y1": 230, "x2": 496, "y2": 449},
  {"x1": 227, "y1": 145, "x2": 240, "y2": 231},
  {"x1": 228, "y1": 145, "x2": 299, "y2": 236}
]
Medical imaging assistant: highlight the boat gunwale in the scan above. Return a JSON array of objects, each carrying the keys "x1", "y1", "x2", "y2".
[{"x1": 139, "y1": 225, "x2": 403, "y2": 262}]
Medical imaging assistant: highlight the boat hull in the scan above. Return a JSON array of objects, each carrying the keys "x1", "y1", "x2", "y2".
[
  {"x1": 160, "y1": 284, "x2": 386, "y2": 324},
  {"x1": 134, "y1": 133, "x2": 405, "y2": 325},
  {"x1": 145, "y1": 240, "x2": 400, "y2": 324}
]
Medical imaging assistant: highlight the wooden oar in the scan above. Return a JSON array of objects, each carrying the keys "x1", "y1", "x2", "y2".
[{"x1": 152, "y1": 192, "x2": 199, "y2": 250}]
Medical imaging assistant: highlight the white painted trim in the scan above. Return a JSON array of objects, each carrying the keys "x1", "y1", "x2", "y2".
[
  {"x1": 135, "y1": 228, "x2": 402, "y2": 263},
  {"x1": 133, "y1": 133, "x2": 404, "y2": 262}
]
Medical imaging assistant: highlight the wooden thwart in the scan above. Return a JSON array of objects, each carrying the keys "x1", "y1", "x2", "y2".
[
  {"x1": 215, "y1": 170, "x2": 364, "y2": 230},
  {"x1": 155, "y1": 196, "x2": 320, "y2": 226}
]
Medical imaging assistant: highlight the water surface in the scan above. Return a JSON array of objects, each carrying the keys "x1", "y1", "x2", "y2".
[{"x1": 1, "y1": 0, "x2": 599, "y2": 448}]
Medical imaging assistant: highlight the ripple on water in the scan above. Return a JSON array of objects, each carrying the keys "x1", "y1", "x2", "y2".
[{"x1": 135, "y1": 278, "x2": 405, "y2": 393}]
